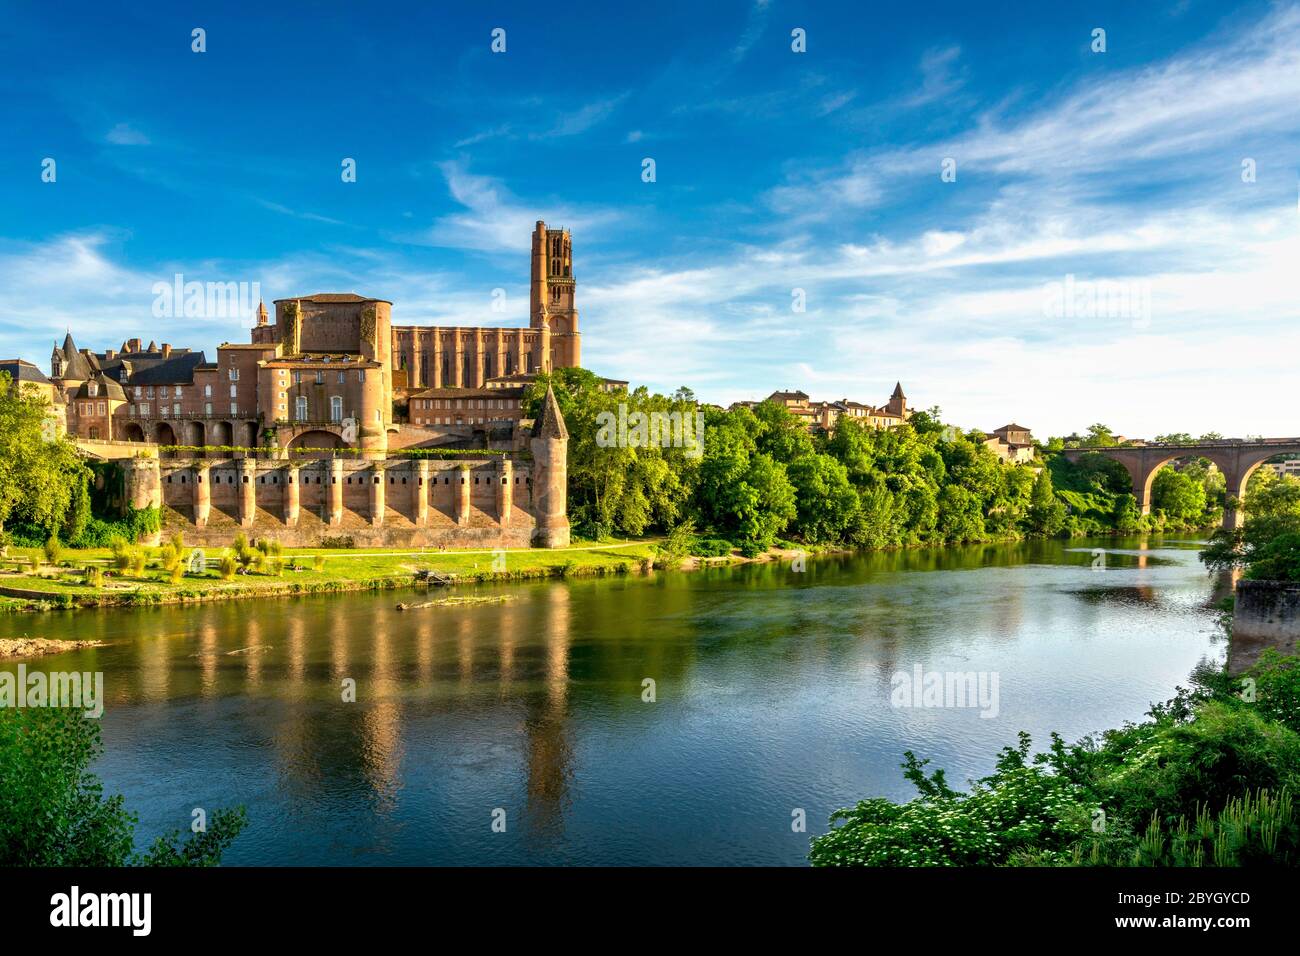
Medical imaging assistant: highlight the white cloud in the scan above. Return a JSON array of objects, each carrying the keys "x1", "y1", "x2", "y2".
[{"x1": 105, "y1": 122, "x2": 149, "y2": 146}]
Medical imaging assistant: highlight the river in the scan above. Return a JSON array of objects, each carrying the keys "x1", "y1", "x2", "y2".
[{"x1": 4, "y1": 535, "x2": 1227, "y2": 865}]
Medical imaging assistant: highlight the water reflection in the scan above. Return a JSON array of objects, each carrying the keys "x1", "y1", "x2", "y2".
[{"x1": 1, "y1": 534, "x2": 1227, "y2": 865}]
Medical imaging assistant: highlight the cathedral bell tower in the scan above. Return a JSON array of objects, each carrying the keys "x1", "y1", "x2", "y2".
[{"x1": 530, "y1": 220, "x2": 580, "y2": 371}]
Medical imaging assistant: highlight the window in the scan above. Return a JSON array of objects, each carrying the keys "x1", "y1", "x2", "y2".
[
  {"x1": 229, "y1": 368, "x2": 239, "y2": 382},
  {"x1": 204, "y1": 384, "x2": 212, "y2": 398},
  {"x1": 173, "y1": 403, "x2": 180, "y2": 416},
  {"x1": 330, "y1": 396, "x2": 343, "y2": 422},
  {"x1": 230, "y1": 402, "x2": 238, "y2": 416},
  {"x1": 98, "y1": 402, "x2": 106, "y2": 415},
  {"x1": 88, "y1": 382, "x2": 99, "y2": 397},
  {"x1": 135, "y1": 387, "x2": 143, "y2": 399},
  {"x1": 229, "y1": 384, "x2": 237, "y2": 398},
  {"x1": 358, "y1": 370, "x2": 365, "y2": 382},
  {"x1": 293, "y1": 370, "x2": 302, "y2": 384},
  {"x1": 147, "y1": 387, "x2": 154, "y2": 399},
  {"x1": 140, "y1": 403, "x2": 150, "y2": 416},
  {"x1": 175, "y1": 385, "x2": 183, "y2": 397},
  {"x1": 315, "y1": 371, "x2": 324, "y2": 384},
  {"x1": 338, "y1": 372, "x2": 345, "y2": 384},
  {"x1": 295, "y1": 396, "x2": 308, "y2": 422},
  {"x1": 204, "y1": 402, "x2": 212, "y2": 416}
]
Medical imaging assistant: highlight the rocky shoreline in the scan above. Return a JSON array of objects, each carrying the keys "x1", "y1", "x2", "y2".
[{"x1": 0, "y1": 638, "x2": 105, "y2": 660}]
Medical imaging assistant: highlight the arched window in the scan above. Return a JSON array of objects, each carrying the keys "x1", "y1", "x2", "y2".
[{"x1": 330, "y1": 396, "x2": 343, "y2": 422}]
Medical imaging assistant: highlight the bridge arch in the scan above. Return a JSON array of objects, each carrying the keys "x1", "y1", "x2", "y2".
[{"x1": 1063, "y1": 440, "x2": 1300, "y2": 529}]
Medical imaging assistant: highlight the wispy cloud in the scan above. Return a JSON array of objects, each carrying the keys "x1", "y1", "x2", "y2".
[
  {"x1": 421, "y1": 161, "x2": 621, "y2": 254},
  {"x1": 105, "y1": 122, "x2": 150, "y2": 146}
]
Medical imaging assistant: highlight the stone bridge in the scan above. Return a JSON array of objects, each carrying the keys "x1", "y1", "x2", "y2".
[{"x1": 1062, "y1": 439, "x2": 1300, "y2": 529}]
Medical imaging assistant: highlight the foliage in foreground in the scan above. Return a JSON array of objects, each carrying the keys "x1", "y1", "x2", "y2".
[
  {"x1": 0, "y1": 707, "x2": 247, "y2": 866},
  {"x1": 809, "y1": 654, "x2": 1300, "y2": 867}
]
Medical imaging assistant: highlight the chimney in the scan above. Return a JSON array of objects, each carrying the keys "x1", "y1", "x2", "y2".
[
  {"x1": 161, "y1": 343, "x2": 171, "y2": 359},
  {"x1": 104, "y1": 348, "x2": 116, "y2": 360}
]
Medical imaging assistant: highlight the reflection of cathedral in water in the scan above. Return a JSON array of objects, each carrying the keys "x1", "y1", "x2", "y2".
[{"x1": 118, "y1": 586, "x2": 581, "y2": 840}]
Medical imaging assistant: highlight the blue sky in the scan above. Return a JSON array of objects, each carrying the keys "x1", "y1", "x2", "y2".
[{"x1": 1, "y1": 0, "x2": 1297, "y2": 437}]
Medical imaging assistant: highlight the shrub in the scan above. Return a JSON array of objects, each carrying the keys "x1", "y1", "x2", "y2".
[
  {"x1": 43, "y1": 535, "x2": 62, "y2": 566},
  {"x1": 111, "y1": 540, "x2": 132, "y2": 571},
  {"x1": 28, "y1": 554, "x2": 43, "y2": 574},
  {"x1": 319, "y1": 535, "x2": 355, "y2": 549},
  {"x1": 0, "y1": 706, "x2": 247, "y2": 865},
  {"x1": 131, "y1": 551, "x2": 146, "y2": 576},
  {"x1": 312, "y1": 554, "x2": 326, "y2": 572},
  {"x1": 691, "y1": 538, "x2": 734, "y2": 558},
  {"x1": 169, "y1": 564, "x2": 184, "y2": 585},
  {"x1": 219, "y1": 556, "x2": 237, "y2": 581},
  {"x1": 84, "y1": 565, "x2": 103, "y2": 589}
]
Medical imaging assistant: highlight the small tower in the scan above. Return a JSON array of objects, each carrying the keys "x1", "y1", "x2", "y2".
[
  {"x1": 529, "y1": 384, "x2": 570, "y2": 548},
  {"x1": 885, "y1": 382, "x2": 907, "y2": 418},
  {"x1": 256, "y1": 299, "x2": 269, "y2": 326}
]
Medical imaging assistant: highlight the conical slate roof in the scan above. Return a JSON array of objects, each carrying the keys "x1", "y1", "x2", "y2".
[
  {"x1": 536, "y1": 384, "x2": 568, "y2": 440},
  {"x1": 891, "y1": 381, "x2": 906, "y2": 399}
]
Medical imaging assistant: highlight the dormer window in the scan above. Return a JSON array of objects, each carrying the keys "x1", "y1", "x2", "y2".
[{"x1": 87, "y1": 382, "x2": 98, "y2": 397}]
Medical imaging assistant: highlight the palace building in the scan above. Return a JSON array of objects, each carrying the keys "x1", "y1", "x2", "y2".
[{"x1": 44, "y1": 221, "x2": 585, "y2": 456}]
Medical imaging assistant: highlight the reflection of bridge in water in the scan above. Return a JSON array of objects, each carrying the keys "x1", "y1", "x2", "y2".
[{"x1": 1063, "y1": 438, "x2": 1300, "y2": 529}]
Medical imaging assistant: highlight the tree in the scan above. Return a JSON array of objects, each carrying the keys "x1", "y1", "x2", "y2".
[
  {"x1": 1151, "y1": 467, "x2": 1208, "y2": 524},
  {"x1": 0, "y1": 372, "x2": 89, "y2": 539},
  {"x1": 0, "y1": 708, "x2": 247, "y2": 866},
  {"x1": 1028, "y1": 468, "x2": 1066, "y2": 535},
  {"x1": 1081, "y1": 423, "x2": 1118, "y2": 447},
  {"x1": 786, "y1": 453, "x2": 860, "y2": 544}
]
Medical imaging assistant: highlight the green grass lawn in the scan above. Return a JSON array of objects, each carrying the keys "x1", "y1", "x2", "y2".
[{"x1": 0, "y1": 538, "x2": 662, "y2": 610}]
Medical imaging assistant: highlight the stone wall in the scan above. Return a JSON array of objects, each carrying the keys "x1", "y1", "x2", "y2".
[
  {"x1": 143, "y1": 454, "x2": 559, "y2": 549},
  {"x1": 1229, "y1": 579, "x2": 1300, "y2": 674}
]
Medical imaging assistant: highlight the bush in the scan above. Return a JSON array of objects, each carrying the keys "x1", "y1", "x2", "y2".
[
  {"x1": 0, "y1": 707, "x2": 247, "y2": 866},
  {"x1": 691, "y1": 538, "x2": 734, "y2": 558},
  {"x1": 219, "y1": 556, "x2": 237, "y2": 581},
  {"x1": 811, "y1": 656, "x2": 1300, "y2": 868},
  {"x1": 169, "y1": 564, "x2": 184, "y2": 585},
  {"x1": 84, "y1": 565, "x2": 103, "y2": 589},
  {"x1": 1245, "y1": 532, "x2": 1300, "y2": 582},
  {"x1": 131, "y1": 551, "x2": 146, "y2": 576},
  {"x1": 28, "y1": 554, "x2": 43, "y2": 574},
  {"x1": 312, "y1": 554, "x2": 326, "y2": 572},
  {"x1": 43, "y1": 535, "x2": 62, "y2": 566},
  {"x1": 110, "y1": 539, "x2": 132, "y2": 571}
]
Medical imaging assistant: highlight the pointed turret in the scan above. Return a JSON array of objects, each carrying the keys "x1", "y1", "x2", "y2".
[
  {"x1": 536, "y1": 384, "x2": 569, "y2": 440},
  {"x1": 256, "y1": 298, "x2": 269, "y2": 326},
  {"x1": 885, "y1": 381, "x2": 908, "y2": 419},
  {"x1": 530, "y1": 383, "x2": 570, "y2": 547}
]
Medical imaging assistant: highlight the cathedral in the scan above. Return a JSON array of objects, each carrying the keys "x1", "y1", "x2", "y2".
[{"x1": 45, "y1": 221, "x2": 587, "y2": 454}]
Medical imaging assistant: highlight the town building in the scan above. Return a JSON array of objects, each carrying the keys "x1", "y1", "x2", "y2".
[
  {"x1": 730, "y1": 383, "x2": 912, "y2": 432},
  {"x1": 983, "y1": 423, "x2": 1036, "y2": 464}
]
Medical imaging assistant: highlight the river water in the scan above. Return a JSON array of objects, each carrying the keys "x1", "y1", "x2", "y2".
[{"x1": 5, "y1": 536, "x2": 1227, "y2": 865}]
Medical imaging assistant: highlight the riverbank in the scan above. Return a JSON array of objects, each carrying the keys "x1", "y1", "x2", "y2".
[
  {"x1": 0, "y1": 540, "x2": 671, "y2": 612},
  {"x1": 0, "y1": 531, "x2": 1212, "y2": 614}
]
